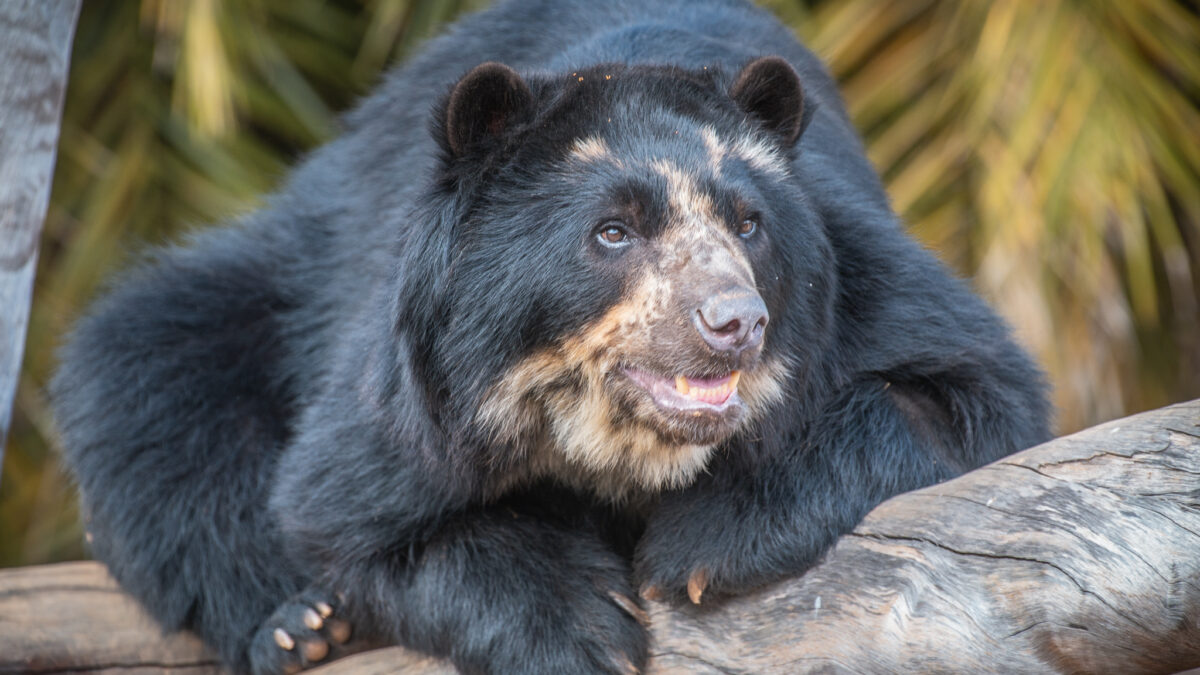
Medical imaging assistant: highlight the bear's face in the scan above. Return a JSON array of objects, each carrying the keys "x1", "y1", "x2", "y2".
[{"x1": 411, "y1": 60, "x2": 834, "y2": 499}]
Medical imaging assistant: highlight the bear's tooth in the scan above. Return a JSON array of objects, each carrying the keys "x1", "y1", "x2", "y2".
[
  {"x1": 675, "y1": 375, "x2": 690, "y2": 396},
  {"x1": 730, "y1": 370, "x2": 741, "y2": 390}
]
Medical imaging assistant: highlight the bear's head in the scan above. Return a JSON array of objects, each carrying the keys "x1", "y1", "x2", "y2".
[{"x1": 400, "y1": 57, "x2": 836, "y2": 500}]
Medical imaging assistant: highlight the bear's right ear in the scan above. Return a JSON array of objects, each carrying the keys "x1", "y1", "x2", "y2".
[
  {"x1": 729, "y1": 56, "x2": 806, "y2": 146},
  {"x1": 444, "y1": 62, "x2": 534, "y2": 157}
]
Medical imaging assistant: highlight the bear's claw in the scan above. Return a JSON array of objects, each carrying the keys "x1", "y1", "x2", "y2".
[
  {"x1": 608, "y1": 590, "x2": 650, "y2": 627},
  {"x1": 686, "y1": 568, "x2": 709, "y2": 605},
  {"x1": 302, "y1": 608, "x2": 323, "y2": 631}
]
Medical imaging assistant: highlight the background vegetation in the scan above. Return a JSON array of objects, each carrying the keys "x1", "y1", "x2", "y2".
[{"x1": 3, "y1": 0, "x2": 1197, "y2": 566}]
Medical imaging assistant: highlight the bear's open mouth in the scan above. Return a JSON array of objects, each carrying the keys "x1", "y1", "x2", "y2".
[{"x1": 622, "y1": 368, "x2": 742, "y2": 413}]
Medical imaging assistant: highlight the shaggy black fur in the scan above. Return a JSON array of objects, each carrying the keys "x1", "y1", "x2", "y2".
[{"x1": 52, "y1": 0, "x2": 1051, "y2": 673}]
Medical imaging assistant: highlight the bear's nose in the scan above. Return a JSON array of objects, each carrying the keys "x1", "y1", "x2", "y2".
[{"x1": 694, "y1": 290, "x2": 768, "y2": 355}]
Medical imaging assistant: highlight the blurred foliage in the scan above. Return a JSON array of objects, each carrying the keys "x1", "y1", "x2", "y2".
[
  {"x1": 2, "y1": 0, "x2": 1197, "y2": 566},
  {"x1": 765, "y1": 0, "x2": 1200, "y2": 435}
]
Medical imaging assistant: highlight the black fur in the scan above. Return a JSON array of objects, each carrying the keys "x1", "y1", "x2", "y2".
[
  {"x1": 729, "y1": 55, "x2": 806, "y2": 144},
  {"x1": 52, "y1": 0, "x2": 1051, "y2": 673}
]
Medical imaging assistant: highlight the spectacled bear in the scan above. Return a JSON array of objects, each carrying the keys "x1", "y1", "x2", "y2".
[{"x1": 52, "y1": 0, "x2": 1051, "y2": 672}]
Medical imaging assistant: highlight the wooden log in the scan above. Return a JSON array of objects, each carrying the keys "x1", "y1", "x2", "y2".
[
  {"x1": 643, "y1": 398, "x2": 1200, "y2": 674},
  {"x1": 3, "y1": 400, "x2": 1198, "y2": 674},
  {"x1": 0, "y1": 561, "x2": 220, "y2": 674},
  {"x1": 0, "y1": 0, "x2": 81, "y2": 455}
]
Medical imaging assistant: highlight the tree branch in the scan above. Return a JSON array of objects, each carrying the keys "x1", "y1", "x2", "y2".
[{"x1": 0, "y1": 0, "x2": 81, "y2": 457}]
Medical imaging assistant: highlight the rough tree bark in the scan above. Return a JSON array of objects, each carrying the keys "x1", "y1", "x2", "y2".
[
  {"x1": 0, "y1": 0, "x2": 82, "y2": 462},
  {"x1": 2, "y1": 399, "x2": 1197, "y2": 674}
]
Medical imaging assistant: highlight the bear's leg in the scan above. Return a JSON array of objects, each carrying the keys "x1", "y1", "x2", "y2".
[
  {"x1": 291, "y1": 500, "x2": 648, "y2": 675},
  {"x1": 52, "y1": 238, "x2": 303, "y2": 669}
]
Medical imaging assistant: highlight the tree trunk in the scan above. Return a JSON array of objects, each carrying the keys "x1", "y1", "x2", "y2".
[
  {"x1": 0, "y1": 0, "x2": 82, "y2": 460},
  {"x1": 3, "y1": 400, "x2": 1198, "y2": 674}
]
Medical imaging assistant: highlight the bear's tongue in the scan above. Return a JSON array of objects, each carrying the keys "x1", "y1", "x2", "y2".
[{"x1": 625, "y1": 369, "x2": 740, "y2": 408}]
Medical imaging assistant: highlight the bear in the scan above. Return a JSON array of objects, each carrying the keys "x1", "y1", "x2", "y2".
[{"x1": 51, "y1": 0, "x2": 1052, "y2": 672}]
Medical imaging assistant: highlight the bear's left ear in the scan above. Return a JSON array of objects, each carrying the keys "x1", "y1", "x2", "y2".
[
  {"x1": 444, "y1": 62, "x2": 534, "y2": 157},
  {"x1": 729, "y1": 56, "x2": 807, "y2": 145}
]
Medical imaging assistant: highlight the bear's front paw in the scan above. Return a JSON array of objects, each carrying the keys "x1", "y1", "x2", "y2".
[
  {"x1": 461, "y1": 549, "x2": 649, "y2": 674},
  {"x1": 634, "y1": 496, "x2": 795, "y2": 607},
  {"x1": 506, "y1": 585, "x2": 649, "y2": 675},
  {"x1": 634, "y1": 536, "x2": 731, "y2": 607},
  {"x1": 247, "y1": 589, "x2": 353, "y2": 675}
]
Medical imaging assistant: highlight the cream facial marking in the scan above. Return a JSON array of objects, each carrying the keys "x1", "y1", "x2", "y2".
[
  {"x1": 698, "y1": 124, "x2": 790, "y2": 177},
  {"x1": 648, "y1": 158, "x2": 755, "y2": 284},
  {"x1": 700, "y1": 126, "x2": 727, "y2": 174},
  {"x1": 476, "y1": 288, "x2": 788, "y2": 503},
  {"x1": 474, "y1": 278, "x2": 716, "y2": 501},
  {"x1": 568, "y1": 136, "x2": 614, "y2": 163}
]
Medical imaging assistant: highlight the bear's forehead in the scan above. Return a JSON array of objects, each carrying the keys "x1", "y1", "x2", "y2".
[
  {"x1": 531, "y1": 66, "x2": 790, "y2": 179},
  {"x1": 562, "y1": 121, "x2": 788, "y2": 180},
  {"x1": 546, "y1": 117, "x2": 789, "y2": 228}
]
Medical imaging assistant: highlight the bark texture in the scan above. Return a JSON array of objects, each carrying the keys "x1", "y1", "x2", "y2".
[
  {"x1": 0, "y1": 0, "x2": 81, "y2": 452},
  {"x1": 3, "y1": 400, "x2": 1198, "y2": 674}
]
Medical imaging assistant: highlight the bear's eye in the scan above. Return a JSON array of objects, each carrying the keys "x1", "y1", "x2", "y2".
[
  {"x1": 738, "y1": 216, "x2": 759, "y2": 238},
  {"x1": 596, "y1": 222, "x2": 631, "y2": 247}
]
